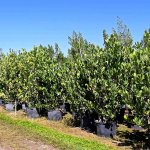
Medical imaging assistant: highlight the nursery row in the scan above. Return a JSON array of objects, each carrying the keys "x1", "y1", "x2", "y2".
[{"x1": 0, "y1": 29, "x2": 150, "y2": 129}]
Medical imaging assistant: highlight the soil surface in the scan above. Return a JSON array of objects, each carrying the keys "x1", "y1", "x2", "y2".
[{"x1": 0, "y1": 120, "x2": 57, "y2": 150}]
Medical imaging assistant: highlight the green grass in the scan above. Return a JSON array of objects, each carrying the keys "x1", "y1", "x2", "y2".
[{"x1": 0, "y1": 112, "x2": 114, "y2": 150}]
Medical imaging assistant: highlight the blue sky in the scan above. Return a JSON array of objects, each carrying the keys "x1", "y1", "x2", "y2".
[{"x1": 0, "y1": 0, "x2": 150, "y2": 55}]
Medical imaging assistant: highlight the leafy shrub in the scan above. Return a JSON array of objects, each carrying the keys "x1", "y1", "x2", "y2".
[
  {"x1": 0, "y1": 92, "x2": 8, "y2": 103},
  {"x1": 62, "y1": 113, "x2": 75, "y2": 126},
  {"x1": 133, "y1": 116, "x2": 144, "y2": 127}
]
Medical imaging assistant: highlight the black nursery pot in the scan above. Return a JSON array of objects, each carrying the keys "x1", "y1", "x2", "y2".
[
  {"x1": 0, "y1": 99, "x2": 4, "y2": 105},
  {"x1": 5, "y1": 103, "x2": 14, "y2": 111},
  {"x1": 48, "y1": 110, "x2": 62, "y2": 121},
  {"x1": 96, "y1": 122, "x2": 116, "y2": 138},
  {"x1": 26, "y1": 108, "x2": 39, "y2": 118}
]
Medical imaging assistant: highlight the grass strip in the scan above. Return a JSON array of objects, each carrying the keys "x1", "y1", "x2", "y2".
[{"x1": 0, "y1": 112, "x2": 114, "y2": 150}]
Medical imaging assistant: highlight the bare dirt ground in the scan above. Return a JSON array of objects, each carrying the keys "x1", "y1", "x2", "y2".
[{"x1": 0, "y1": 120, "x2": 57, "y2": 150}]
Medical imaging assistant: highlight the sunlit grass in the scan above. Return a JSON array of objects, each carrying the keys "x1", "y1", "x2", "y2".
[{"x1": 0, "y1": 111, "x2": 114, "y2": 150}]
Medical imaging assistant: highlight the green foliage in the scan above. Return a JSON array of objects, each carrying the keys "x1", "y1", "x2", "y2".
[
  {"x1": 62, "y1": 113, "x2": 75, "y2": 126},
  {"x1": 133, "y1": 116, "x2": 144, "y2": 127},
  {"x1": 0, "y1": 28, "x2": 150, "y2": 128}
]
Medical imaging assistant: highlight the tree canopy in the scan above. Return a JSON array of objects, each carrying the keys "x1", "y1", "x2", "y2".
[{"x1": 0, "y1": 27, "x2": 150, "y2": 127}]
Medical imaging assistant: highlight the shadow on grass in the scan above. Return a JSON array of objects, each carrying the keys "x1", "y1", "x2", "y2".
[{"x1": 117, "y1": 129, "x2": 150, "y2": 149}]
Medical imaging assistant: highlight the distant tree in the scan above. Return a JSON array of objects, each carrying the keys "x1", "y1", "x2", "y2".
[
  {"x1": 0, "y1": 48, "x2": 2, "y2": 60},
  {"x1": 141, "y1": 29, "x2": 150, "y2": 48},
  {"x1": 68, "y1": 31, "x2": 88, "y2": 59},
  {"x1": 113, "y1": 17, "x2": 133, "y2": 47}
]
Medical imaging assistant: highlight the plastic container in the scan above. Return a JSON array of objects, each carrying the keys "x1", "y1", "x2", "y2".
[
  {"x1": 48, "y1": 110, "x2": 62, "y2": 121},
  {"x1": 5, "y1": 103, "x2": 14, "y2": 111},
  {"x1": 27, "y1": 108, "x2": 39, "y2": 118},
  {"x1": 96, "y1": 122, "x2": 116, "y2": 137},
  {"x1": 0, "y1": 99, "x2": 4, "y2": 105}
]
